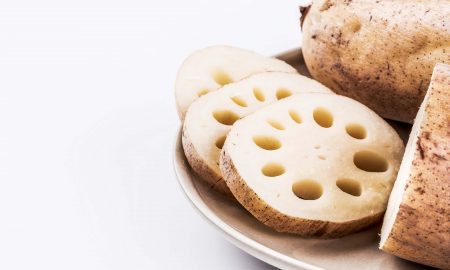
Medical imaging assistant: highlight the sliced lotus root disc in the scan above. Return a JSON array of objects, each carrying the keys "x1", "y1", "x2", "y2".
[
  {"x1": 182, "y1": 72, "x2": 333, "y2": 195},
  {"x1": 175, "y1": 45, "x2": 296, "y2": 119},
  {"x1": 220, "y1": 93, "x2": 404, "y2": 237}
]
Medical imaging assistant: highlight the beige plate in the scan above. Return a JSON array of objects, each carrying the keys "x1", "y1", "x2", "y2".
[{"x1": 173, "y1": 48, "x2": 429, "y2": 270}]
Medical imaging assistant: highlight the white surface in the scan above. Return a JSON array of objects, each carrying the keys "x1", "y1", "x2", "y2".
[{"x1": 0, "y1": 1, "x2": 307, "y2": 269}]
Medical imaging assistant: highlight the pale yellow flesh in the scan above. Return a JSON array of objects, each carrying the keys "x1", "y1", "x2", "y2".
[
  {"x1": 175, "y1": 45, "x2": 296, "y2": 119},
  {"x1": 224, "y1": 94, "x2": 404, "y2": 222},
  {"x1": 380, "y1": 90, "x2": 427, "y2": 246},
  {"x1": 183, "y1": 72, "x2": 334, "y2": 186}
]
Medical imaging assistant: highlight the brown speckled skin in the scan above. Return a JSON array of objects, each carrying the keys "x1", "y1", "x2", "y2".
[
  {"x1": 181, "y1": 123, "x2": 232, "y2": 196},
  {"x1": 219, "y1": 148, "x2": 384, "y2": 238},
  {"x1": 382, "y1": 64, "x2": 450, "y2": 269},
  {"x1": 301, "y1": 0, "x2": 450, "y2": 123}
]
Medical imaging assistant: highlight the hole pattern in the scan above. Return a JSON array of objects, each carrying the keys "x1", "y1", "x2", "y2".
[
  {"x1": 215, "y1": 136, "x2": 226, "y2": 149},
  {"x1": 336, "y1": 179, "x2": 362, "y2": 196},
  {"x1": 253, "y1": 136, "x2": 281, "y2": 150},
  {"x1": 230, "y1": 96, "x2": 247, "y2": 107},
  {"x1": 292, "y1": 180, "x2": 323, "y2": 200},
  {"x1": 253, "y1": 88, "x2": 265, "y2": 102},
  {"x1": 313, "y1": 107, "x2": 333, "y2": 128},
  {"x1": 288, "y1": 110, "x2": 302, "y2": 124},
  {"x1": 197, "y1": 89, "x2": 210, "y2": 97},
  {"x1": 212, "y1": 110, "x2": 239, "y2": 125},
  {"x1": 276, "y1": 88, "x2": 292, "y2": 100},
  {"x1": 267, "y1": 119, "x2": 285, "y2": 130},
  {"x1": 261, "y1": 163, "x2": 285, "y2": 177},
  {"x1": 212, "y1": 70, "x2": 233, "y2": 86},
  {"x1": 225, "y1": 105, "x2": 391, "y2": 203},
  {"x1": 353, "y1": 150, "x2": 388, "y2": 172},
  {"x1": 346, "y1": 124, "x2": 366, "y2": 139}
]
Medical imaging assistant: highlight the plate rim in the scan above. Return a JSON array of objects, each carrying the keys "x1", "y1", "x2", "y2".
[{"x1": 172, "y1": 127, "x2": 323, "y2": 270}]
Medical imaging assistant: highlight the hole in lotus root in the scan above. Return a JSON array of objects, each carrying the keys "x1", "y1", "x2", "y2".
[
  {"x1": 215, "y1": 135, "x2": 226, "y2": 149},
  {"x1": 276, "y1": 88, "x2": 292, "y2": 100},
  {"x1": 346, "y1": 123, "x2": 367, "y2": 139},
  {"x1": 288, "y1": 109, "x2": 302, "y2": 124},
  {"x1": 267, "y1": 119, "x2": 285, "y2": 130},
  {"x1": 230, "y1": 96, "x2": 247, "y2": 107},
  {"x1": 212, "y1": 110, "x2": 239, "y2": 125},
  {"x1": 212, "y1": 69, "x2": 233, "y2": 86},
  {"x1": 197, "y1": 89, "x2": 210, "y2": 97},
  {"x1": 253, "y1": 135, "x2": 281, "y2": 150},
  {"x1": 353, "y1": 150, "x2": 388, "y2": 172},
  {"x1": 313, "y1": 107, "x2": 333, "y2": 128},
  {"x1": 253, "y1": 88, "x2": 265, "y2": 102},
  {"x1": 261, "y1": 162, "x2": 285, "y2": 177},
  {"x1": 292, "y1": 180, "x2": 323, "y2": 200},
  {"x1": 336, "y1": 179, "x2": 362, "y2": 197}
]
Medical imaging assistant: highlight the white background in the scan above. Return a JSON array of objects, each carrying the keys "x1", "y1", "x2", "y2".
[{"x1": 0, "y1": 1, "x2": 308, "y2": 269}]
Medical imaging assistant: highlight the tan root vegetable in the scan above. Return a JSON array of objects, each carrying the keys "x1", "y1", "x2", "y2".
[
  {"x1": 182, "y1": 72, "x2": 333, "y2": 195},
  {"x1": 300, "y1": 0, "x2": 450, "y2": 123},
  {"x1": 175, "y1": 45, "x2": 296, "y2": 119},
  {"x1": 380, "y1": 64, "x2": 450, "y2": 269},
  {"x1": 220, "y1": 93, "x2": 404, "y2": 237}
]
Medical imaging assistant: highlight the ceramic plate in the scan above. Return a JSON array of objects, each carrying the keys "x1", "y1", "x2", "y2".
[{"x1": 173, "y1": 48, "x2": 428, "y2": 270}]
